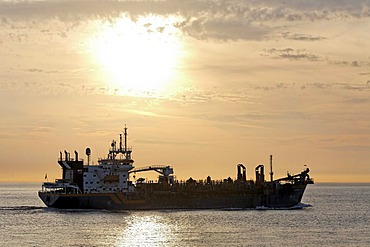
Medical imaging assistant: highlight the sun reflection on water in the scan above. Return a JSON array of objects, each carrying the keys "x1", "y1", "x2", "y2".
[
  {"x1": 86, "y1": 14, "x2": 184, "y2": 98},
  {"x1": 117, "y1": 214, "x2": 172, "y2": 247}
]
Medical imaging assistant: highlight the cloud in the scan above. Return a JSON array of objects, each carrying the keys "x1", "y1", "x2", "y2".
[
  {"x1": 282, "y1": 32, "x2": 326, "y2": 41},
  {"x1": 174, "y1": 16, "x2": 271, "y2": 41},
  {"x1": 343, "y1": 84, "x2": 370, "y2": 91},
  {"x1": 321, "y1": 144, "x2": 370, "y2": 152},
  {"x1": 261, "y1": 48, "x2": 370, "y2": 69},
  {"x1": 25, "y1": 68, "x2": 61, "y2": 74},
  {"x1": 254, "y1": 82, "x2": 295, "y2": 91},
  {"x1": 1, "y1": 0, "x2": 369, "y2": 97},
  {"x1": 263, "y1": 48, "x2": 320, "y2": 61},
  {"x1": 328, "y1": 60, "x2": 370, "y2": 67},
  {"x1": 0, "y1": 79, "x2": 112, "y2": 96},
  {"x1": 300, "y1": 82, "x2": 332, "y2": 90},
  {"x1": 1, "y1": 0, "x2": 369, "y2": 42},
  {"x1": 276, "y1": 81, "x2": 370, "y2": 92}
]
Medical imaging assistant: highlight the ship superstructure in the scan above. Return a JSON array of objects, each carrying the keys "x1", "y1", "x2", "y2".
[
  {"x1": 39, "y1": 126, "x2": 313, "y2": 210},
  {"x1": 83, "y1": 128, "x2": 134, "y2": 194}
]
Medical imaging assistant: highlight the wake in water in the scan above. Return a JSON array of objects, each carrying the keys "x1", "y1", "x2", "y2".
[
  {"x1": 0, "y1": 206, "x2": 45, "y2": 211},
  {"x1": 255, "y1": 203, "x2": 312, "y2": 210}
]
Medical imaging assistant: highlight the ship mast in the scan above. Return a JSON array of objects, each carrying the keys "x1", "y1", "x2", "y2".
[
  {"x1": 124, "y1": 125, "x2": 128, "y2": 153},
  {"x1": 269, "y1": 154, "x2": 274, "y2": 182},
  {"x1": 108, "y1": 125, "x2": 132, "y2": 160},
  {"x1": 123, "y1": 125, "x2": 131, "y2": 160}
]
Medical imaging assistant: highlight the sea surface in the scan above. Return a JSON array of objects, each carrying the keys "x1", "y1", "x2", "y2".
[{"x1": 0, "y1": 183, "x2": 369, "y2": 247}]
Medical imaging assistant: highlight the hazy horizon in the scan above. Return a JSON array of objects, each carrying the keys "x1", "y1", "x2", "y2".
[{"x1": 1, "y1": 0, "x2": 370, "y2": 183}]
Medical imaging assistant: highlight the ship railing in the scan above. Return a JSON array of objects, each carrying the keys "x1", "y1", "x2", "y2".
[
  {"x1": 41, "y1": 182, "x2": 81, "y2": 194},
  {"x1": 137, "y1": 178, "x2": 255, "y2": 191},
  {"x1": 55, "y1": 179, "x2": 71, "y2": 184},
  {"x1": 129, "y1": 165, "x2": 172, "y2": 173},
  {"x1": 58, "y1": 158, "x2": 84, "y2": 162},
  {"x1": 173, "y1": 178, "x2": 251, "y2": 185},
  {"x1": 305, "y1": 178, "x2": 314, "y2": 184},
  {"x1": 139, "y1": 178, "x2": 254, "y2": 185},
  {"x1": 97, "y1": 159, "x2": 135, "y2": 167}
]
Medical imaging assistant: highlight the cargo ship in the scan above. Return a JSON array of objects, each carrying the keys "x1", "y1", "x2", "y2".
[{"x1": 38, "y1": 126, "x2": 314, "y2": 210}]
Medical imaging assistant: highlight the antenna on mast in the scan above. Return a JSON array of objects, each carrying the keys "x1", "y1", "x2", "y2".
[
  {"x1": 124, "y1": 124, "x2": 128, "y2": 153},
  {"x1": 119, "y1": 133, "x2": 123, "y2": 152},
  {"x1": 269, "y1": 154, "x2": 274, "y2": 182}
]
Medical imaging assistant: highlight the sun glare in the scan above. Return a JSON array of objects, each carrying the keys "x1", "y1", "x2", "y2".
[
  {"x1": 87, "y1": 14, "x2": 182, "y2": 97},
  {"x1": 117, "y1": 215, "x2": 172, "y2": 246}
]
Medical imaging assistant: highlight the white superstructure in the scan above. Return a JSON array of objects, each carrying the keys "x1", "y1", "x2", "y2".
[
  {"x1": 83, "y1": 159, "x2": 134, "y2": 193},
  {"x1": 83, "y1": 126, "x2": 134, "y2": 193}
]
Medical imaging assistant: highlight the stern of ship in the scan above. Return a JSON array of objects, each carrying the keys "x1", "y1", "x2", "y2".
[{"x1": 38, "y1": 180, "x2": 82, "y2": 208}]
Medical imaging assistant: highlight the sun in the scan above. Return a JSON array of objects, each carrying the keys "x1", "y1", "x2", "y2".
[{"x1": 87, "y1": 14, "x2": 182, "y2": 97}]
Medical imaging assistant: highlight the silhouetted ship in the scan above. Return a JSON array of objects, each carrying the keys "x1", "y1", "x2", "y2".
[{"x1": 39, "y1": 126, "x2": 314, "y2": 210}]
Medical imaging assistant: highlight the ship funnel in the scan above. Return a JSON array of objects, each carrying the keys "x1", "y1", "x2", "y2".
[
  {"x1": 237, "y1": 164, "x2": 246, "y2": 181},
  {"x1": 74, "y1": 150, "x2": 78, "y2": 161},
  {"x1": 255, "y1": 164, "x2": 265, "y2": 184},
  {"x1": 64, "y1": 150, "x2": 68, "y2": 161}
]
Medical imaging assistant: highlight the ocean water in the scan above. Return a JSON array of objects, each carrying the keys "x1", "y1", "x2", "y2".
[{"x1": 0, "y1": 183, "x2": 369, "y2": 247}]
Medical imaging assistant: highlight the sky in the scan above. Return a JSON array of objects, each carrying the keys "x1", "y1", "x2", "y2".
[{"x1": 0, "y1": 0, "x2": 370, "y2": 182}]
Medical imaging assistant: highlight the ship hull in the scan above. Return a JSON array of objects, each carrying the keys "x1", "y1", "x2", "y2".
[{"x1": 38, "y1": 184, "x2": 307, "y2": 210}]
